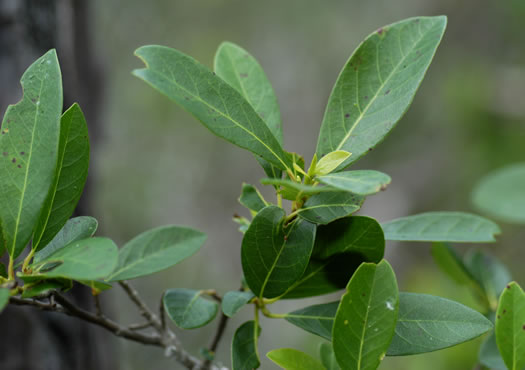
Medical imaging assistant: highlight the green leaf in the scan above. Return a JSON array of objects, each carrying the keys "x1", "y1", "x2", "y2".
[
  {"x1": 267, "y1": 348, "x2": 325, "y2": 370},
  {"x1": 314, "y1": 151, "x2": 352, "y2": 176},
  {"x1": 382, "y1": 212, "x2": 501, "y2": 242},
  {"x1": 33, "y1": 216, "x2": 98, "y2": 264},
  {"x1": 496, "y1": 282, "x2": 525, "y2": 370},
  {"x1": 232, "y1": 320, "x2": 261, "y2": 370},
  {"x1": 319, "y1": 342, "x2": 340, "y2": 370},
  {"x1": 133, "y1": 45, "x2": 291, "y2": 172},
  {"x1": 316, "y1": 16, "x2": 447, "y2": 169},
  {"x1": 222, "y1": 290, "x2": 255, "y2": 317},
  {"x1": 314, "y1": 216, "x2": 384, "y2": 261},
  {"x1": 0, "y1": 49, "x2": 63, "y2": 258},
  {"x1": 317, "y1": 170, "x2": 391, "y2": 196},
  {"x1": 0, "y1": 262, "x2": 6, "y2": 278},
  {"x1": 387, "y1": 292, "x2": 493, "y2": 356},
  {"x1": 298, "y1": 191, "x2": 364, "y2": 224},
  {"x1": 214, "y1": 41, "x2": 283, "y2": 144},
  {"x1": 464, "y1": 250, "x2": 512, "y2": 310},
  {"x1": 163, "y1": 288, "x2": 218, "y2": 329},
  {"x1": 472, "y1": 163, "x2": 525, "y2": 224},
  {"x1": 479, "y1": 333, "x2": 507, "y2": 370},
  {"x1": 77, "y1": 279, "x2": 112, "y2": 292},
  {"x1": 285, "y1": 301, "x2": 339, "y2": 340},
  {"x1": 0, "y1": 288, "x2": 9, "y2": 313},
  {"x1": 32, "y1": 103, "x2": 89, "y2": 251},
  {"x1": 239, "y1": 183, "x2": 267, "y2": 212},
  {"x1": 261, "y1": 178, "x2": 335, "y2": 201},
  {"x1": 21, "y1": 279, "x2": 70, "y2": 298},
  {"x1": 431, "y1": 242, "x2": 477, "y2": 286},
  {"x1": 241, "y1": 206, "x2": 316, "y2": 298},
  {"x1": 32, "y1": 237, "x2": 118, "y2": 280},
  {"x1": 333, "y1": 260, "x2": 399, "y2": 369},
  {"x1": 107, "y1": 225, "x2": 206, "y2": 281}
]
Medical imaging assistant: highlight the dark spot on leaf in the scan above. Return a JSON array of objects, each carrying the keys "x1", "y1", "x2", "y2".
[
  {"x1": 2, "y1": 152, "x2": 7, "y2": 156},
  {"x1": 415, "y1": 19, "x2": 420, "y2": 23},
  {"x1": 416, "y1": 50, "x2": 421, "y2": 55},
  {"x1": 507, "y1": 285, "x2": 511, "y2": 289},
  {"x1": 212, "y1": 72, "x2": 216, "y2": 75},
  {"x1": 403, "y1": 65, "x2": 407, "y2": 68},
  {"x1": 7, "y1": 119, "x2": 11, "y2": 123},
  {"x1": 503, "y1": 309, "x2": 507, "y2": 314},
  {"x1": 12, "y1": 158, "x2": 16, "y2": 163},
  {"x1": 31, "y1": 98, "x2": 36, "y2": 103},
  {"x1": 240, "y1": 73, "x2": 248, "y2": 78},
  {"x1": 377, "y1": 28, "x2": 384, "y2": 35},
  {"x1": 345, "y1": 113, "x2": 350, "y2": 118},
  {"x1": 497, "y1": 315, "x2": 500, "y2": 319},
  {"x1": 364, "y1": 96, "x2": 369, "y2": 100},
  {"x1": 362, "y1": 293, "x2": 366, "y2": 297},
  {"x1": 316, "y1": 216, "x2": 321, "y2": 219},
  {"x1": 17, "y1": 165, "x2": 21, "y2": 168},
  {"x1": 368, "y1": 148, "x2": 373, "y2": 152},
  {"x1": 385, "y1": 89, "x2": 391, "y2": 95},
  {"x1": 184, "y1": 96, "x2": 190, "y2": 101},
  {"x1": 522, "y1": 325, "x2": 525, "y2": 330},
  {"x1": 20, "y1": 151, "x2": 25, "y2": 155},
  {"x1": 283, "y1": 235, "x2": 288, "y2": 241}
]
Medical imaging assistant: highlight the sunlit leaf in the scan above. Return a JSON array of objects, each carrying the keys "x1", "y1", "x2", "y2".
[{"x1": 317, "y1": 170, "x2": 391, "y2": 196}]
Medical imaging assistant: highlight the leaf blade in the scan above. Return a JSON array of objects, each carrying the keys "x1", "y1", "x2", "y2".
[
  {"x1": 163, "y1": 288, "x2": 218, "y2": 329},
  {"x1": 222, "y1": 291, "x2": 255, "y2": 317},
  {"x1": 267, "y1": 348, "x2": 325, "y2": 370},
  {"x1": 298, "y1": 191, "x2": 364, "y2": 224},
  {"x1": 317, "y1": 170, "x2": 391, "y2": 196},
  {"x1": 232, "y1": 320, "x2": 261, "y2": 370}
]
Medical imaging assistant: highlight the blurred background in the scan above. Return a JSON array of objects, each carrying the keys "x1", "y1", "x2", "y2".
[{"x1": 1, "y1": 0, "x2": 525, "y2": 369}]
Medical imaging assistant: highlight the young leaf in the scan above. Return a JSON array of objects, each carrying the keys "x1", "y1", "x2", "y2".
[
  {"x1": 387, "y1": 292, "x2": 493, "y2": 355},
  {"x1": 133, "y1": 45, "x2": 291, "y2": 172},
  {"x1": 479, "y1": 333, "x2": 507, "y2": 370},
  {"x1": 267, "y1": 348, "x2": 325, "y2": 370},
  {"x1": 472, "y1": 163, "x2": 525, "y2": 224},
  {"x1": 319, "y1": 342, "x2": 340, "y2": 370},
  {"x1": 333, "y1": 260, "x2": 399, "y2": 369},
  {"x1": 33, "y1": 216, "x2": 98, "y2": 264},
  {"x1": 316, "y1": 16, "x2": 447, "y2": 169},
  {"x1": 260, "y1": 178, "x2": 335, "y2": 201},
  {"x1": 464, "y1": 250, "x2": 512, "y2": 309},
  {"x1": 298, "y1": 191, "x2": 364, "y2": 224},
  {"x1": 317, "y1": 170, "x2": 391, "y2": 196},
  {"x1": 241, "y1": 206, "x2": 316, "y2": 298},
  {"x1": 314, "y1": 150, "x2": 351, "y2": 176},
  {"x1": 239, "y1": 183, "x2": 268, "y2": 212},
  {"x1": 222, "y1": 290, "x2": 255, "y2": 317},
  {"x1": 31, "y1": 237, "x2": 118, "y2": 280},
  {"x1": 32, "y1": 103, "x2": 90, "y2": 251},
  {"x1": 382, "y1": 212, "x2": 501, "y2": 242},
  {"x1": 232, "y1": 320, "x2": 261, "y2": 370},
  {"x1": 0, "y1": 288, "x2": 9, "y2": 313},
  {"x1": 163, "y1": 288, "x2": 218, "y2": 329},
  {"x1": 495, "y1": 282, "x2": 525, "y2": 370},
  {"x1": 284, "y1": 301, "x2": 339, "y2": 340},
  {"x1": 431, "y1": 242, "x2": 477, "y2": 286},
  {"x1": 0, "y1": 49, "x2": 62, "y2": 258},
  {"x1": 214, "y1": 41, "x2": 283, "y2": 144},
  {"x1": 107, "y1": 225, "x2": 206, "y2": 281},
  {"x1": 314, "y1": 216, "x2": 384, "y2": 261}
]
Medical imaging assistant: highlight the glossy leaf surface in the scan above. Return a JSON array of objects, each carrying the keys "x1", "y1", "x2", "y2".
[
  {"x1": 239, "y1": 183, "x2": 267, "y2": 212},
  {"x1": 163, "y1": 288, "x2": 218, "y2": 329},
  {"x1": 317, "y1": 170, "x2": 391, "y2": 196},
  {"x1": 0, "y1": 50, "x2": 62, "y2": 258},
  {"x1": 298, "y1": 191, "x2": 363, "y2": 224},
  {"x1": 232, "y1": 320, "x2": 261, "y2": 370},
  {"x1": 316, "y1": 16, "x2": 447, "y2": 169}
]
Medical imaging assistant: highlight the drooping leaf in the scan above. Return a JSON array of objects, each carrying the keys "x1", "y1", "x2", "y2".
[
  {"x1": 464, "y1": 250, "x2": 512, "y2": 310},
  {"x1": 316, "y1": 16, "x2": 447, "y2": 169},
  {"x1": 319, "y1": 342, "x2": 340, "y2": 370},
  {"x1": 163, "y1": 288, "x2": 218, "y2": 329},
  {"x1": 382, "y1": 212, "x2": 501, "y2": 242},
  {"x1": 314, "y1": 150, "x2": 351, "y2": 176},
  {"x1": 387, "y1": 292, "x2": 493, "y2": 356},
  {"x1": 232, "y1": 320, "x2": 261, "y2": 370},
  {"x1": 479, "y1": 333, "x2": 506, "y2": 370},
  {"x1": 32, "y1": 103, "x2": 90, "y2": 251},
  {"x1": 267, "y1": 348, "x2": 325, "y2": 370},
  {"x1": 0, "y1": 288, "x2": 9, "y2": 313},
  {"x1": 314, "y1": 216, "x2": 384, "y2": 261},
  {"x1": 285, "y1": 301, "x2": 339, "y2": 340},
  {"x1": 333, "y1": 260, "x2": 399, "y2": 369},
  {"x1": 241, "y1": 206, "x2": 316, "y2": 298},
  {"x1": 495, "y1": 282, "x2": 525, "y2": 370},
  {"x1": 31, "y1": 237, "x2": 118, "y2": 281},
  {"x1": 133, "y1": 45, "x2": 291, "y2": 172},
  {"x1": 214, "y1": 41, "x2": 283, "y2": 144},
  {"x1": 317, "y1": 170, "x2": 391, "y2": 196},
  {"x1": 222, "y1": 290, "x2": 255, "y2": 317},
  {"x1": 107, "y1": 225, "x2": 206, "y2": 281},
  {"x1": 33, "y1": 216, "x2": 98, "y2": 264},
  {"x1": 472, "y1": 163, "x2": 525, "y2": 224},
  {"x1": 298, "y1": 191, "x2": 364, "y2": 225},
  {"x1": 239, "y1": 183, "x2": 267, "y2": 212},
  {"x1": 431, "y1": 242, "x2": 477, "y2": 286},
  {"x1": 0, "y1": 49, "x2": 62, "y2": 258}
]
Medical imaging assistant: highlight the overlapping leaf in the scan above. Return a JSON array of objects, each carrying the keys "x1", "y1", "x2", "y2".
[
  {"x1": 232, "y1": 321, "x2": 261, "y2": 370},
  {"x1": 285, "y1": 301, "x2": 339, "y2": 340},
  {"x1": 133, "y1": 46, "x2": 291, "y2": 172},
  {"x1": 239, "y1": 183, "x2": 267, "y2": 212},
  {"x1": 382, "y1": 212, "x2": 500, "y2": 242},
  {"x1": 298, "y1": 191, "x2": 364, "y2": 224},
  {"x1": 316, "y1": 16, "x2": 447, "y2": 169},
  {"x1": 222, "y1": 290, "x2": 255, "y2": 317},
  {"x1": 0, "y1": 50, "x2": 62, "y2": 258},
  {"x1": 267, "y1": 348, "x2": 325, "y2": 370},
  {"x1": 317, "y1": 170, "x2": 391, "y2": 196},
  {"x1": 32, "y1": 103, "x2": 90, "y2": 251},
  {"x1": 319, "y1": 342, "x2": 340, "y2": 370},
  {"x1": 163, "y1": 288, "x2": 218, "y2": 329}
]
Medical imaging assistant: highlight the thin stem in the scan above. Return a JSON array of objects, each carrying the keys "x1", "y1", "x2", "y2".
[
  {"x1": 94, "y1": 294, "x2": 104, "y2": 317},
  {"x1": 21, "y1": 248, "x2": 36, "y2": 272},
  {"x1": 7, "y1": 256, "x2": 14, "y2": 281},
  {"x1": 203, "y1": 313, "x2": 229, "y2": 368},
  {"x1": 119, "y1": 281, "x2": 162, "y2": 331},
  {"x1": 276, "y1": 193, "x2": 282, "y2": 208},
  {"x1": 259, "y1": 305, "x2": 286, "y2": 319}
]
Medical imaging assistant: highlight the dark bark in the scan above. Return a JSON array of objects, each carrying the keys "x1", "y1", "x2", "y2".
[{"x1": 0, "y1": 1, "x2": 112, "y2": 369}]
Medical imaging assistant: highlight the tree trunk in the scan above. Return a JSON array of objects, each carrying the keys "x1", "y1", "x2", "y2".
[{"x1": 0, "y1": 1, "x2": 114, "y2": 369}]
